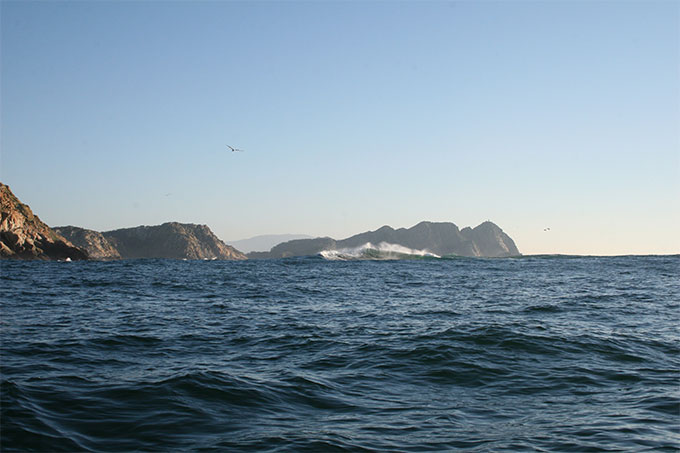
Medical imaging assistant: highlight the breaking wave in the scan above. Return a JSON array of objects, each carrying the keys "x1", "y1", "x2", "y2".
[{"x1": 319, "y1": 242, "x2": 440, "y2": 260}]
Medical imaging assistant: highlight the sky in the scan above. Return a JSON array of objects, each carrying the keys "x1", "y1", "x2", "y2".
[{"x1": 1, "y1": 0, "x2": 678, "y2": 255}]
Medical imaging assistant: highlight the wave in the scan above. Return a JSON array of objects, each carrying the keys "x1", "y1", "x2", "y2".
[{"x1": 319, "y1": 242, "x2": 440, "y2": 260}]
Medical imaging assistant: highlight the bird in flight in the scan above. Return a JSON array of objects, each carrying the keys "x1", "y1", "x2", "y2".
[
  {"x1": 544, "y1": 227, "x2": 551, "y2": 232},
  {"x1": 227, "y1": 145, "x2": 244, "y2": 152}
]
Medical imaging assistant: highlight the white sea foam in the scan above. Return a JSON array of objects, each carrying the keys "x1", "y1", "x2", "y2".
[{"x1": 319, "y1": 242, "x2": 440, "y2": 260}]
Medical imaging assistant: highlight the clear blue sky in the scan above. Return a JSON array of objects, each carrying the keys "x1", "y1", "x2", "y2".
[{"x1": 2, "y1": 1, "x2": 678, "y2": 255}]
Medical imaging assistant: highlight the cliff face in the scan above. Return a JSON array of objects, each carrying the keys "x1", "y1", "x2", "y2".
[
  {"x1": 248, "y1": 221, "x2": 520, "y2": 259},
  {"x1": 101, "y1": 223, "x2": 247, "y2": 260},
  {"x1": 334, "y1": 222, "x2": 478, "y2": 257},
  {"x1": 55, "y1": 222, "x2": 247, "y2": 260},
  {"x1": 0, "y1": 183, "x2": 88, "y2": 260},
  {"x1": 459, "y1": 221, "x2": 519, "y2": 258},
  {"x1": 54, "y1": 226, "x2": 121, "y2": 260}
]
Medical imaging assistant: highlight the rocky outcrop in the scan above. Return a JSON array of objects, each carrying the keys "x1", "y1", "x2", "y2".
[
  {"x1": 100, "y1": 222, "x2": 246, "y2": 260},
  {"x1": 54, "y1": 226, "x2": 121, "y2": 260},
  {"x1": 1, "y1": 184, "x2": 246, "y2": 260},
  {"x1": 248, "y1": 221, "x2": 520, "y2": 259},
  {"x1": 459, "y1": 221, "x2": 518, "y2": 258},
  {"x1": 0, "y1": 183, "x2": 88, "y2": 260}
]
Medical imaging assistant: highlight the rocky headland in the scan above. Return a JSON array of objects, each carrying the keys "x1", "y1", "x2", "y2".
[
  {"x1": 1, "y1": 182, "x2": 246, "y2": 261},
  {"x1": 0, "y1": 183, "x2": 88, "y2": 260},
  {"x1": 52, "y1": 226, "x2": 121, "y2": 260},
  {"x1": 248, "y1": 221, "x2": 520, "y2": 259},
  {"x1": 56, "y1": 223, "x2": 247, "y2": 260}
]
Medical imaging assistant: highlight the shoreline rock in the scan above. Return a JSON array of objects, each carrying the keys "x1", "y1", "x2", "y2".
[{"x1": 1, "y1": 183, "x2": 88, "y2": 260}]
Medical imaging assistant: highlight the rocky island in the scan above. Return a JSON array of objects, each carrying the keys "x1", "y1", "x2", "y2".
[
  {"x1": 248, "y1": 221, "x2": 520, "y2": 259},
  {"x1": 56, "y1": 223, "x2": 247, "y2": 260}
]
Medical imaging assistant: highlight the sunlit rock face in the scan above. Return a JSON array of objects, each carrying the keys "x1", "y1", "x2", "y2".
[
  {"x1": 53, "y1": 226, "x2": 121, "y2": 260},
  {"x1": 57, "y1": 222, "x2": 248, "y2": 261},
  {"x1": 100, "y1": 222, "x2": 247, "y2": 260},
  {"x1": 459, "y1": 221, "x2": 520, "y2": 258},
  {"x1": 0, "y1": 183, "x2": 88, "y2": 260}
]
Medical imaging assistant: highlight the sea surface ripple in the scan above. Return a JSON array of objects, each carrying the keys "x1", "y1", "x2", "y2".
[{"x1": 2, "y1": 255, "x2": 679, "y2": 451}]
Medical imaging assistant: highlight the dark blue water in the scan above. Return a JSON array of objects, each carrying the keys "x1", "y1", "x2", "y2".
[{"x1": 2, "y1": 256, "x2": 679, "y2": 451}]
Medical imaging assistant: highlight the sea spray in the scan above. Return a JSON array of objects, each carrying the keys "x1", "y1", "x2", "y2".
[{"x1": 319, "y1": 242, "x2": 440, "y2": 260}]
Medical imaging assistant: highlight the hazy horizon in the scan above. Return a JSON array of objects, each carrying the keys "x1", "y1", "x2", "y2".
[{"x1": 2, "y1": 1, "x2": 678, "y2": 256}]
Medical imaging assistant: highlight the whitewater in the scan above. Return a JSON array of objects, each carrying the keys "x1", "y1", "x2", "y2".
[{"x1": 319, "y1": 242, "x2": 440, "y2": 260}]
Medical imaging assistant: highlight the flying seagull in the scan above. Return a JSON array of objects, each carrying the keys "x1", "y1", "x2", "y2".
[
  {"x1": 544, "y1": 227, "x2": 551, "y2": 232},
  {"x1": 227, "y1": 145, "x2": 244, "y2": 152}
]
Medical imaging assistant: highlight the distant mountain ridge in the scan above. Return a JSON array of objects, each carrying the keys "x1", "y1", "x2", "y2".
[
  {"x1": 248, "y1": 221, "x2": 520, "y2": 259},
  {"x1": 56, "y1": 223, "x2": 247, "y2": 260}
]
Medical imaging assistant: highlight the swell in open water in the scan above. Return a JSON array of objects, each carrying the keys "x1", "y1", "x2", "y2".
[{"x1": 2, "y1": 255, "x2": 679, "y2": 451}]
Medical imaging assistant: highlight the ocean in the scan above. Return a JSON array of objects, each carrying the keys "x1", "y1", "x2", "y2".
[{"x1": 1, "y1": 255, "x2": 678, "y2": 451}]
